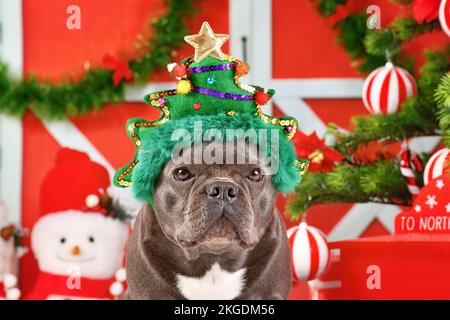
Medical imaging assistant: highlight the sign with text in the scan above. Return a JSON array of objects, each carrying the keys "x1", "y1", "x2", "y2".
[{"x1": 395, "y1": 175, "x2": 450, "y2": 234}]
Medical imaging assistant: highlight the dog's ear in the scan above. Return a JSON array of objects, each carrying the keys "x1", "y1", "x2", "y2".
[
  {"x1": 132, "y1": 203, "x2": 156, "y2": 243},
  {"x1": 138, "y1": 203, "x2": 157, "y2": 227},
  {"x1": 142, "y1": 203, "x2": 155, "y2": 216}
]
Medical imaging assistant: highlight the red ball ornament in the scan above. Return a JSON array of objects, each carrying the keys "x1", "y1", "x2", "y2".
[
  {"x1": 287, "y1": 222, "x2": 330, "y2": 282},
  {"x1": 193, "y1": 102, "x2": 201, "y2": 110},
  {"x1": 424, "y1": 148, "x2": 450, "y2": 185},
  {"x1": 255, "y1": 90, "x2": 270, "y2": 105},
  {"x1": 284, "y1": 125, "x2": 293, "y2": 133},
  {"x1": 173, "y1": 64, "x2": 187, "y2": 78},
  {"x1": 362, "y1": 62, "x2": 416, "y2": 114},
  {"x1": 440, "y1": 0, "x2": 450, "y2": 37}
]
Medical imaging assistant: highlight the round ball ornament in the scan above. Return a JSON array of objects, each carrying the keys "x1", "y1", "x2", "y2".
[
  {"x1": 287, "y1": 222, "x2": 330, "y2": 282},
  {"x1": 173, "y1": 64, "x2": 187, "y2": 78},
  {"x1": 176, "y1": 80, "x2": 192, "y2": 94},
  {"x1": 423, "y1": 148, "x2": 450, "y2": 185},
  {"x1": 255, "y1": 90, "x2": 270, "y2": 105},
  {"x1": 235, "y1": 61, "x2": 249, "y2": 76},
  {"x1": 362, "y1": 62, "x2": 417, "y2": 114},
  {"x1": 440, "y1": 0, "x2": 450, "y2": 37},
  {"x1": 85, "y1": 194, "x2": 100, "y2": 208}
]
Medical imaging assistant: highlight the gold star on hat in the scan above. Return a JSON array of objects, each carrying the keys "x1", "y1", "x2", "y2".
[{"x1": 184, "y1": 21, "x2": 229, "y2": 62}]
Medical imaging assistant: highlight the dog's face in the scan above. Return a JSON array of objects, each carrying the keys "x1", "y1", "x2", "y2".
[{"x1": 153, "y1": 141, "x2": 276, "y2": 256}]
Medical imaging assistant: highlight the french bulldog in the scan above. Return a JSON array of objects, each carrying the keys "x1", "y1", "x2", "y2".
[{"x1": 124, "y1": 140, "x2": 292, "y2": 299}]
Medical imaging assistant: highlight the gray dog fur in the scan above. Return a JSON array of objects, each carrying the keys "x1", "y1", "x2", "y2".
[{"x1": 124, "y1": 141, "x2": 293, "y2": 299}]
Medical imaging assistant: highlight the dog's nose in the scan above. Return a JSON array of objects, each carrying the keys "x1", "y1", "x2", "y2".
[{"x1": 206, "y1": 181, "x2": 238, "y2": 201}]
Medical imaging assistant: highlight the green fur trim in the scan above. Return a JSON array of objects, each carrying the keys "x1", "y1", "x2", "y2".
[{"x1": 114, "y1": 112, "x2": 302, "y2": 203}]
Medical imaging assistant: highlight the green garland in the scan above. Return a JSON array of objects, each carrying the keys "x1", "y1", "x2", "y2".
[
  {"x1": 0, "y1": 0, "x2": 197, "y2": 119},
  {"x1": 286, "y1": 0, "x2": 450, "y2": 219},
  {"x1": 287, "y1": 161, "x2": 411, "y2": 219}
]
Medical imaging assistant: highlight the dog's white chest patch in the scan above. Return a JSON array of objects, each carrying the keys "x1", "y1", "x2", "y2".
[{"x1": 176, "y1": 263, "x2": 246, "y2": 300}]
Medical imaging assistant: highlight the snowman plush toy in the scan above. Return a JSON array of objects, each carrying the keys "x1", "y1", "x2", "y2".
[{"x1": 25, "y1": 148, "x2": 130, "y2": 300}]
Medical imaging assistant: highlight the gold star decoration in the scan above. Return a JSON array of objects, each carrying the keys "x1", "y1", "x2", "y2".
[{"x1": 184, "y1": 21, "x2": 229, "y2": 62}]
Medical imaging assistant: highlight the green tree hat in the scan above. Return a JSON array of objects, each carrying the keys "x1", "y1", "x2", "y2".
[{"x1": 114, "y1": 22, "x2": 309, "y2": 203}]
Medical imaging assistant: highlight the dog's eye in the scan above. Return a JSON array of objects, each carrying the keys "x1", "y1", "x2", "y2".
[
  {"x1": 174, "y1": 167, "x2": 193, "y2": 181},
  {"x1": 247, "y1": 168, "x2": 264, "y2": 182}
]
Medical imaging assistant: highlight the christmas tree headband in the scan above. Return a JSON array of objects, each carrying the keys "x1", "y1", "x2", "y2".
[{"x1": 114, "y1": 22, "x2": 309, "y2": 203}]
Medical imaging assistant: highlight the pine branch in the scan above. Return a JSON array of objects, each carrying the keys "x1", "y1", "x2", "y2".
[
  {"x1": 364, "y1": 18, "x2": 441, "y2": 61},
  {"x1": 312, "y1": 0, "x2": 348, "y2": 16},
  {"x1": 130, "y1": 0, "x2": 197, "y2": 81},
  {"x1": 286, "y1": 160, "x2": 412, "y2": 219},
  {"x1": 436, "y1": 73, "x2": 450, "y2": 147}
]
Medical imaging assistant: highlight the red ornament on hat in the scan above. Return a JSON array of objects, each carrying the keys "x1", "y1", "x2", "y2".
[
  {"x1": 39, "y1": 148, "x2": 110, "y2": 216},
  {"x1": 173, "y1": 64, "x2": 187, "y2": 78},
  {"x1": 235, "y1": 60, "x2": 249, "y2": 76},
  {"x1": 255, "y1": 90, "x2": 270, "y2": 105}
]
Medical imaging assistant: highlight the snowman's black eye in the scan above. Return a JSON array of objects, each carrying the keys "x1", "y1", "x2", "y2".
[
  {"x1": 88, "y1": 236, "x2": 95, "y2": 243},
  {"x1": 60, "y1": 237, "x2": 66, "y2": 244}
]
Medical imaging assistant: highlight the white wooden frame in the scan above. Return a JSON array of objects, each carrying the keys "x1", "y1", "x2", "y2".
[{"x1": 0, "y1": 0, "x2": 23, "y2": 225}]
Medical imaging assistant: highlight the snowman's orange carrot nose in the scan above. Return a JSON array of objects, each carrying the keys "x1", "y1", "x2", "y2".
[{"x1": 71, "y1": 245, "x2": 81, "y2": 256}]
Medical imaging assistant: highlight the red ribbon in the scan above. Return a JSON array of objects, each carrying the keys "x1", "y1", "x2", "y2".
[
  {"x1": 413, "y1": 0, "x2": 441, "y2": 24},
  {"x1": 103, "y1": 54, "x2": 134, "y2": 87},
  {"x1": 326, "y1": 5, "x2": 350, "y2": 26}
]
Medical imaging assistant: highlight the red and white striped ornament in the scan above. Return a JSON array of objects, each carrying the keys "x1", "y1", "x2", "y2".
[
  {"x1": 399, "y1": 146, "x2": 424, "y2": 197},
  {"x1": 287, "y1": 222, "x2": 330, "y2": 282},
  {"x1": 362, "y1": 62, "x2": 417, "y2": 114},
  {"x1": 440, "y1": 0, "x2": 450, "y2": 37},
  {"x1": 424, "y1": 148, "x2": 450, "y2": 185}
]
